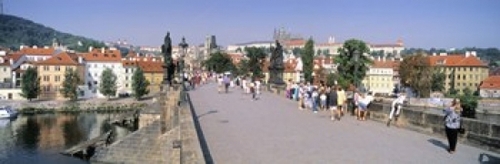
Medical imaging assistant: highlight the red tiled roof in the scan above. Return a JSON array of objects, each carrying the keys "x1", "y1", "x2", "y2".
[
  {"x1": 283, "y1": 39, "x2": 306, "y2": 46},
  {"x1": 428, "y1": 54, "x2": 487, "y2": 67},
  {"x1": 83, "y1": 49, "x2": 121, "y2": 62},
  {"x1": 371, "y1": 60, "x2": 394, "y2": 68},
  {"x1": 36, "y1": 52, "x2": 78, "y2": 66},
  {"x1": 137, "y1": 60, "x2": 163, "y2": 73},
  {"x1": 480, "y1": 76, "x2": 500, "y2": 89},
  {"x1": 18, "y1": 47, "x2": 55, "y2": 55}
]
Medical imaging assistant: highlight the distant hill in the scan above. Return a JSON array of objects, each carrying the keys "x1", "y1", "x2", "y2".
[{"x1": 0, "y1": 14, "x2": 105, "y2": 52}]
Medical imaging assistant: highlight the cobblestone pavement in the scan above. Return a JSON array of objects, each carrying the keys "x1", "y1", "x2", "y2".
[{"x1": 190, "y1": 83, "x2": 500, "y2": 164}]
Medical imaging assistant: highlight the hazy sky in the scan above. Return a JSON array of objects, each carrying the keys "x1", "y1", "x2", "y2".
[{"x1": 4, "y1": 0, "x2": 500, "y2": 48}]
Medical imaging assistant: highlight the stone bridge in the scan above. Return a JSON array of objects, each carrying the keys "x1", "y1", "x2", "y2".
[{"x1": 90, "y1": 82, "x2": 500, "y2": 164}]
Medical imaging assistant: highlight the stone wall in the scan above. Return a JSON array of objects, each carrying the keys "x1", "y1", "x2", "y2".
[
  {"x1": 91, "y1": 84, "x2": 205, "y2": 163},
  {"x1": 368, "y1": 103, "x2": 500, "y2": 153}
]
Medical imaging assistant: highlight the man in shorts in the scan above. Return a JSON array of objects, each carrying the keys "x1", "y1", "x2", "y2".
[{"x1": 328, "y1": 86, "x2": 339, "y2": 121}]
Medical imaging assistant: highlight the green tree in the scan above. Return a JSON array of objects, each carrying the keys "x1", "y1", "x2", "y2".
[
  {"x1": 60, "y1": 68, "x2": 81, "y2": 101},
  {"x1": 459, "y1": 88, "x2": 478, "y2": 118},
  {"x1": 132, "y1": 68, "x2": 150, "y2": 100},
  {"x1": 236, "y1": 59, "x2": 250, "y2": 76},
  {"x1": 202, "y1": 51, "x2": 235, "y2": 74},
  {"x1": 431, "y1": 67, "x2": 446, "y2": 92},
  {"x1": 325, "y1": 72, "x2": 349, "y2": 88},
  {"x1": 99, "y1": 68, "x2": 117, "y2": 99},
  {"x1": 292, "y1": 47, "x2": 302, "y2": 57},
  {"x1": 399, "y1": 54, "x2": 433, "y2": 97},
  {"x1": 316, "y1": 49, "x2": 322, "y2": 56},
  {"x1": 245, "y1": 47, "x2": 267, "y2": 78},
  {"x1": 335, "y1": 39, "x2": 372, "y2": 89},
  {"x1": 20, "y1": 67, "x2": 40, "y2": 101},
  {"x1": 302, "y1": 38, "x2": 315, "y2": 83}
]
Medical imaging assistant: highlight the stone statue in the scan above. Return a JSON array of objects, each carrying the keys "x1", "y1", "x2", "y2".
[
  {"x1": 161, "y1": 32, "x2": 175, "y2": 85},
  {"x1": 269, "y1": 40, "x2": 285, "y2": 84}
]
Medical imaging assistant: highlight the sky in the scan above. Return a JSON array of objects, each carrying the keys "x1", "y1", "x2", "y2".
[{"x1": 4, "y1": 0, "x2": 500, "y2": 49}]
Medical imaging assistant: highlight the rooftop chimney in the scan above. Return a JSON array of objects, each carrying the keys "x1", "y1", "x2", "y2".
[
  {"x1": 20, "y1": 45, "x2": 25, "y2": 50},
  {"x1": 152, "y1": 58, "x2": 156, "y2": 62},
  {"x1": 471, "y1": 51, "x2": 477, "y2": 57},
  {"x1": 9, "y1": 58, "x2": 13, "y2": 65},
  {"x1": 465, "y1": 51, "x2": 470, "y2": 57},
  {"x1": 439, "y1": 52, "x2": 447, "y2": 56},
  {"x1": 101, "y1": 48, "x2": 105, "y2": 53},
  {"x1": 89, "y1": 46, "x2": 93, "y2": 52},
  {"x1": 33, "y1": 45, "x2": 38, "y2": 49},
  {"x1": 78, "y1": 56, "x2": 83, "y2": 64},
  {"x1": 432, "y1": 53, "x2": 437, "y2": 56}
]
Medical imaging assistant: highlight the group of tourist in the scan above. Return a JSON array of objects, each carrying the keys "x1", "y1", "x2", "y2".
[{"x1": 285, "y1": 80, "x2": 374, "y2": 121}]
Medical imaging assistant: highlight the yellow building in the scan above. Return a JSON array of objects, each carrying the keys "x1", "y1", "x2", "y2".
[
  {"x1": 37, "y1": 52, "x2": 85, "y2": 100},
  {"x1": 428, "y1": 52, "x2": 489, "y2": 94},
  {"x1": 137, "y1": 57, "x2": 163, "y2": 93},
  {"x1": 362, "y1": 57, "x2": 394, "y2": 94}
]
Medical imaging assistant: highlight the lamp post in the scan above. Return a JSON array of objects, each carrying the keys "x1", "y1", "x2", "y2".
[
  {"x1": 353, "y1": 50, "x2": 360, "y2": 91},
  {"x1": 179, "y1": 37, "x2": 189, "y2": 85}
]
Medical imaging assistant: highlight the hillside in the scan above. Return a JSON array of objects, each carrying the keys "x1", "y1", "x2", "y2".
[{"x1": 0, "y1": 14, "x2": 105, "y2": 52}]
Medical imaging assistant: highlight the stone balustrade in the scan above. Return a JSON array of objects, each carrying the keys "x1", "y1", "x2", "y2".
[
  {"x1": 369, "y1": 103, "x2": 500, "y2": 154},
  {"x1": 90, "y1": 84, "x2": 205, "y2": 164}
]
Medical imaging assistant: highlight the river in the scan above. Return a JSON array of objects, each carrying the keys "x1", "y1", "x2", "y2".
[{"x1": 0, "y1": 112, "x2": 136, "y2": 164}]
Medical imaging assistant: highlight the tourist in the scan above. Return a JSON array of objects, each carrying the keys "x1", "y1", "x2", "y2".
[
  {"x1": 249, "y1": 79, "x2": 257, "y2": 100},
  {"x1": 319, "y1": 89, "x2": 327, "y2": 111},
  {"x1": 357, "y1": 92, "x2": 374, "y2": 121},
  {"x1": 298, "y1": 83, "x2": 305, "y2": 110},
  {"x1": 312, "y1": 87, "x2": 319, "y2": 113},
  {"x1": 328, "y1": 86, "x2": 339, "y2": 121},
  {"x1": 337, "y1": 86, "x2": 346, "y2": 117},
  {"x1": 444, "y1": 98, "x2": 462, "y2": 154},
  {"x1": 217, "y1": 75, "x2": 223, "y2": 93}
]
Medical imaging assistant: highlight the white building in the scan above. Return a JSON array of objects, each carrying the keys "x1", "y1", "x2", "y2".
[
  {"x1": 226, "y1": 41, "x2": 274, "y2": 53},
  {"x1": 479, "y1": 76, "x2": 500, "y2": 98},
  {"x1": 82, "y1": 48, "x2": 124, "y2": 98}
]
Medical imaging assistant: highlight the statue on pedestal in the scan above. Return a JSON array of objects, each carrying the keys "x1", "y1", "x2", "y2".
[
  {"x1": 269, "y1": 40, "x2": 285, "y2": 85},
  {"x1": 162, "y1": 32, "x2": 176, "y2": 86}
]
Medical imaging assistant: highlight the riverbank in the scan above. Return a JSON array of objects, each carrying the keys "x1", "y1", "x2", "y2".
[{"x1": 1, "y1": 97, "x2": 153, "y2": 114}]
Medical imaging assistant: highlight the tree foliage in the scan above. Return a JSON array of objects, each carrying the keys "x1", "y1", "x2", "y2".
[
  {"x1": 335, "y1": 39, "x2": 372, "y2": 89},
  {"x1": 203, "y1": 51, "x2": 235, "y2": 74},
  {"x1": 0, "y1": 14, "x2": 105, "y2": 52},
  {"x1": 235, "y1": 59, "x2": 250, "y2": 76},
  {"x1": 325, "y1": 72, "x2": 350, "y2": 89},
  {"x1": 99, "y1": 68, "x2": 117, "y2": 99},
  {"x1": 20, "y1": 67, "x2": 40, "y2": 101},
  {"x1": 399, "y1": 54, "x2": 433, "y2": 97},
  {"x1": 431, "y1": 67, "x2": 446, "y2": 92},
  {"x1": 245, "y1": 47, "x2": 267, "y2": 78},
  {"x1": 302, "y1": 38, "x2": 315, "y2": 83},
  {"x1": 132, "y1": 68, "x2": 150, "y2": 100},
  {"x1": 60, "y1": 68, "x2": 81, "y2": 101},
  {"x1": 459, "y1": 87, "x2": 478, "y2": 118}
]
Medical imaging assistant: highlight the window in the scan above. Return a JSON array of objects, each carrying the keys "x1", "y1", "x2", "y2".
[
  {"x1": 43, "y1": 66, "x2": 49, "y2": 71},
  {"x1": 94, "y1": 64, "x2": 97, "y2": 68},
  {"x1": 43, "y1": 75, "x2": 49, "y2": 82},
  {"x1": 55, "y1": 76, "x2": 61, "y2": 82},
  {"x1": 475, "y1": 75, "x2": 479, "y2": 80},
  {"x1": 463, "y1": 75, "x2": 466, "y2": 80},
  {"x1": 463, "y1": 83, "x2": 466, "y2": 86},
  {"x1": 470, "y1": 67, "x2": 473, "y2": 71},
  {"x1": 125, "y1": 68, "x2": 129, "y2": 73},
  {"x1": 55, "y1": 86, "x2": 59, "y2": 92},
  {"x1": 125, "y1": 76, "x2": 128, "y2": 80},
  {"x1": 66, "y1": 67, "x2": 72, "y2": 71},
  {"x1": 457, "y1": 75, "x2": 460, "y2": 80},
  {"x1": 125, "y1": 84, "x2": 129, "y2": 87},
  {"x1": 55, "y1": 66, "x2": 61, "y2": 71},
  {"x1": 457, "y1": 83, "x2": 460, "y2": 86},
  {"x1": 470, "y1": 83, "x2": 472, "y2": 87},
  {"x1": 88, "y1": 73, "x2": 91, "y2": 77}
]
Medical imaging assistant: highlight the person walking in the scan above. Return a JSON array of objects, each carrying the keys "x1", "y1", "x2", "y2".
[
  {"x1": 444, "y1": 98, "x2": 462, "y2": 154},
  {"x1": 312, "y1": 88, "x2": 319, "y2": 113},
  {"x1": 328, "y1": 86, "x2": 339, "y2": 121},
  {"x1": 337, "y1": 87, "x2": 346, "y2": 117}
]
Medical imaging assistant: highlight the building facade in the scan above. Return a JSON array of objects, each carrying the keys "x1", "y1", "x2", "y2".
[
  {"x1": 83, "y1": 48, "x2": 123, "y2": 98},
  {"x1": 362, "y1": 57, "x2": 394, "y2": 94},
  {"x1": 36, "y1": 52, "x2": 85, "y2": 100},
  {"x1": 428, "y1": 52, "x2": 489, "y2": 94}
]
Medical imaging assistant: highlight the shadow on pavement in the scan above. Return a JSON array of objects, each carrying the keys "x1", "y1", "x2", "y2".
[
  {"x1": 187, "y1": 92, "x2": 214, "y2": 164},
  {"x1": 197, "y1": 110, "x2": 218, "y2": 119},
  {"x1": 479, "y1": 153, "x2": 500, "y2": 164},
  {"x1": 427, "y1": 139, "x2": 448, "y2": 151}
]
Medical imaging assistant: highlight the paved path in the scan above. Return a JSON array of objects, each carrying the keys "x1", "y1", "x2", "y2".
[{"x1": 189, "y1": 83, "x2": 500, "y2": 164}]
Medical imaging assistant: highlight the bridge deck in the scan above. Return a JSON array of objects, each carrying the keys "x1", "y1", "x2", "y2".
[{"x1": 190, "y1": 83, "x2": 500, "y2": 164}]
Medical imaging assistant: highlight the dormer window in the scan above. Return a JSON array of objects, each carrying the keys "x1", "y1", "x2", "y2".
[
  {"x1": 104, "y1": 54, "x2": 109, "y2": 57},
  {"x1": 93, "y1": 54, "x2": 98, "y2": 57},
  {"x1": 112, "y1": 54, "x2": 116, "y2": 57}
]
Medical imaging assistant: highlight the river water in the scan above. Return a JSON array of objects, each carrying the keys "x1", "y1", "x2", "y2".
[{"x1": 0, "y1": 112, "x2": 135, "y2": 164}]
